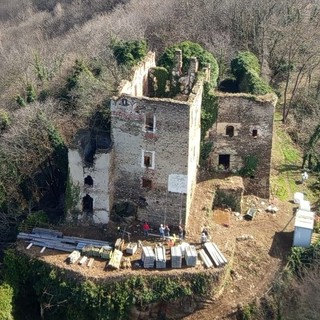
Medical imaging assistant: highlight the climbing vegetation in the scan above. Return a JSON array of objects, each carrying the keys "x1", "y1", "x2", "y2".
[
  {"x1": 112, "y1": 39, "x2": 148, "y2": 67},
  {"x1": 230, "y1": 51, "x2": 273, "y2": 95},
  {"x1": 158, "y1": 41, "x2": 219, "y2": 87}
]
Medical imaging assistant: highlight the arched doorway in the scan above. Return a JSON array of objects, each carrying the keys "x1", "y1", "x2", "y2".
[
  {"x1": 82, "y1": 194, "x2": 93, "y2": 213},
  {"x1": 84, "y1": 175, "x2": 93, "y2": 186}
]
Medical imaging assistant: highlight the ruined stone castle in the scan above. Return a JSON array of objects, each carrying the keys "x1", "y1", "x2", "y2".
[{"x1": 68, "y1": 50, "x2": 277, "y2": 227}]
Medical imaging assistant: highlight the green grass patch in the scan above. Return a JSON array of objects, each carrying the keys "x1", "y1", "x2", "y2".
[{"x1": 276, "y1": 128, "x2": 301, "y2": 164}]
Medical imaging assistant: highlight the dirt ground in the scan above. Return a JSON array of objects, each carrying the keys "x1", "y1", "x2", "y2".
[{"x1": 19, "y1": 177, "x2": 297, "y2": 320}]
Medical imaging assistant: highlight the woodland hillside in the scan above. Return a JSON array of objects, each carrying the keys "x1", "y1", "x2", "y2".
[{"x1": 1, "y1": 0, "x2": 320, "y2": 319}]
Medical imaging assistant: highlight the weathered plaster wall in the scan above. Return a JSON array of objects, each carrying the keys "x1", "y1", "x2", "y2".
[
  {"x1": 208, "y1": 93, "x2": 277, "y2": 198},
  {"x1": 111, "y1": 96, "x2": 190, "y2": 226},
  {"x1": 186, "y1": 79, "x2": 203, "y2": 224},
  {"x1": 118, "y1": 52, "x2": 156, "y2": 97},
  {"x1": 68, "y1": 149, "x2": 113, "y2": 224}
]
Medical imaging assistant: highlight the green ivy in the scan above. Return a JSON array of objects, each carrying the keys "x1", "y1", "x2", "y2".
[
  {"x1": 158, "y1": 41, "x2": 219, "y2": 87},
  {"x1": 200, "y1": 141, "x2": 213, "y2": 162},
  {"x1": 112, "y1": 39, "x2": 148, "y2": 67},
  {"x1": 148, "y1": 67, "x2": 169, "y2": 98},
  {"x1": 201, "y1": 82, "x2": 218, "y2": 140},
  {"x1": 65, "y1": 174, "x2": 80, "y2": 216},
  {"x1": 230, "y1": 51, "x2": 273, "y2": 95},
  {"x1": 238, "y1": 155, "x2": 259, "y2": 177}
]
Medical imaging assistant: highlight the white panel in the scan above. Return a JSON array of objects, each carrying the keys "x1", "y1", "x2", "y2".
[{"x1": 168, "y1": 174, "x2": 188, "y2": 194}]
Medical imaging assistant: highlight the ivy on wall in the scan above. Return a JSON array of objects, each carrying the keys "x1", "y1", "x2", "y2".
[{"x1": 230, "y1": 51, "x2": 273, "y2": 95}]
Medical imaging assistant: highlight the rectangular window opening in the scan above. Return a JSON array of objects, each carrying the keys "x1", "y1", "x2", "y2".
[
  {"x1": 218, "y1": 154, "x2": 230, "y2": 170},
  {"x1": 142, "y1": 151, "x2": 154, "y2": 169},
  {"x1": 252, "y1": 129, "x2": 258, "y2": 137},
  {"x1": 142, "y1": 178, "x2": 152, "y2": 189},
  {"x1": 144, "y1": 155, "x2": 151, "y2": 167},
  {"x1": 145, "y1": 113, "x2": 154, "y2": 132}
]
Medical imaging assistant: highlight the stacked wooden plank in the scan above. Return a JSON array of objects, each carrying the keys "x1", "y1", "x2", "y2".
[
  {"x1": 32, "y1": 228, "x2": 63, "y2": 238},
  {"x1": 107, "y1": 249, "x2": 123, "y2": 270},
  {"x1": 204, "y1": 242, "x2": 227, "y2": 267},
  {"x1": 100, "y1": 246, "x2": 112, "y2": 259},
  {"x1": 17, "y1": 229, "x2": 112, "y2": 253},
  {"x1": 67, "y1": 250, "x2": 81, "y2": 264},
  {"x1": 126, "y1": 242, "x2": 138, "y2": 255},
  {"x1": 198, "y1": 249, "x2": 213, "y2": 268},
  {"x1": 114, "y1": 238, "x2": 125, "y2": 251},
  {"x1": 141, "y1": 246, "x2": 155, "y2": 268},
  {"x1": 171, "y1": 246, "x2": 182, "y2": 268},
  {"x1": 184, "y1": 245, "x2": 197, "y2": 267},
  {"x1": 155, "y1": 246, "x2": 166, "y2": 269}
]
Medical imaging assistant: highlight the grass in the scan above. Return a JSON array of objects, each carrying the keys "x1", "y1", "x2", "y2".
[{"x1": 271, "y1": 112, "x2": 319, "y2": 203}]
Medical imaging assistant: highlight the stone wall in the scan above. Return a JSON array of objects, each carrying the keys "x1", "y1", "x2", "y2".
[
  {"x1": 118, "y1": 52, "x2": 156, "y2": 97},
  {"x1": 208, "y1": 93, "x2": 277, "y2": 198},
  {"x1": 68, "y1": 148, "x2": 114, "y2": 224},
  {"x1": 111, "y1": 96, "x2": 190, "y2": 226}
]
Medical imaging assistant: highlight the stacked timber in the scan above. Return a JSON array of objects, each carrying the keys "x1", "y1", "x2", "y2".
[
  {"x1": 100, "y1": 246, "x2": 112, "y2": 259},
  {"x1": 198, "y1": 249, "x2": 213, "y2": 268},
  {"x1": 184, "y1": 245, "x2": 197, "y2": 267},
  {"x1": 204, "y1": 242, "x2": 227, "y2": 267},
  {"x1": 155, "y1": 246, "x2": 166, "y2": 269},
  {"x1": 18, "y1": 229, "x2": 112, "y2": 253},
  {"x1": 141, "y1": 246, "x2": 155, "y2": 268},
  {"x1": 32, "y1": 228, "x2": 63, "y2": 238},
  {"x1": 126, "y1": 242, "x2": 138, "y2": 255},
  {"x1": 114, "y1": 238, "x2": 125, "y2": 251},
  {"x1": 171, "y1": 246, "x2": 182, "y2": 268},
  {"x1": 107, "y1": 249, "x2": 123, "y2": 270},
  {"x1": 67, "y1": 250, "x2": 81, "y2": 264}
]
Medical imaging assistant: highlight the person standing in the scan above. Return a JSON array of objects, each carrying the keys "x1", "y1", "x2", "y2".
[
  {"x1": 159, "y1": 224, "x2": 165, "y2": 240},
  {"x1": 143, "y1": 221, "x2": 150, "y2": 238},
  {"x1": 200, "y1": 232, "x2": 207, "y2": 247},
  {"x1": 178, "y1": 225, "x2": 184, "y2": 240},
  {"x1": 164, "y1": 225, "x2": 170, "y2": 238},
  {"x1": 302, "y1": 171, "x2": 308, "y2": 184}
]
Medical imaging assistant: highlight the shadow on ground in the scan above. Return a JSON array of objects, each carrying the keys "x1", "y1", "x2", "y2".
[{"x1": 268, "y1": 231, "x2": 294, "y2": 259}]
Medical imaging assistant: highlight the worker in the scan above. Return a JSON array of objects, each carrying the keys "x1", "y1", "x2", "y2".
[
  {"x1": 178, "y1": 225, "x2": 184, "y2": 240},
  {"x1": 164, "y1": 225, "x2": 170, "y2": 238},
  {"x1": 159, "y1": 224, "x2": 165, "y2": 240},
  {"x1": 302, "y1": 171, "x2": 308, "y2": 184},
  {"x1": 143, "y1": 221, "x2": 150, "y2": 237},
  {"x1": 200, "y1": 232, "x2": 207, "y2": 247}
]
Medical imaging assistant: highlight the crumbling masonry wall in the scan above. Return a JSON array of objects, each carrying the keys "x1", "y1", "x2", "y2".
[
  {"x1": 111, "y1": 96, "x2": 192, "y2": 226},
  {"x1": 208, "y1": 93, "x2": 277, "y2": 198},
  {"x1": 68, "y1": 148, "x2": 114, "y2": 224}
]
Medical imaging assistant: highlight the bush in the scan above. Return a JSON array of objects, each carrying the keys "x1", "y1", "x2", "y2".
[
  {"x1": 158, "y1": 41, "x2": 219, "y2": 87},
  {"x1": 201, "y1": 82, "x2": 218, "y2": 140},
  {"x1": 0, "y1": 109, "x2": 11, "y2": 131},
  {"x1": 230, "y1": 51, "x2": 273, "y2": 95},
  {"x1": 231, "y1": 51, "x2": 261, "y2": 79},
  {"x1": 26, "y1": 83, "x2": 36, "y2": 103},
  {"x1": 0, "y1": 282, "x2": 14, "y2": 320},
  {"x1": 19, "y1": 211, "x2": 49, "y2": 231},
  {"x1": 148, "y1": 67, "x2": 169, "y2": 97},
  {"x1": 112, "y1": 39, "x2": 148, "y2": 66},
  {"x1": 238, "y1": 154, "x2": 259, "y2": 177}
]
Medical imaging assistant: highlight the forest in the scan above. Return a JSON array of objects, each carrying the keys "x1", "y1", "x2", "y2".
[{"x1": 1, "y1": 0, "x2": 320, "y2": 319}]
